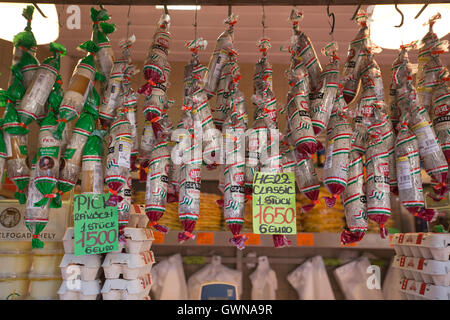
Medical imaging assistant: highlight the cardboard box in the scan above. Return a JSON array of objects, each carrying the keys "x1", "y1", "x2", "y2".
[
  {"x1": 393, "y1": 255, "x2": 450, "y2": 287},
  {"x1": 390, "y1": 233, "x2": 450, "y2": 261},
  {"x1": 60, "y1": 254, "x2": 103, "y2": 281},
  {"x1": 58, "y1": 279, "x2": 102, "y2": 300},
  {"x1": 123, "y1": 227, "x2": 154, "y2": 254},
  {"x1": 398, "y1": 278, "x2": 450, "y2": 300},
  {"x1": 102, "y1": 274, "x2": 152, "y2": 300},
  {"x1": 0, "y1": 200, "x2": 70, "y2": 242},
  {"x1": 102, "y1": 251, "x2": 155, "y2": 280}
]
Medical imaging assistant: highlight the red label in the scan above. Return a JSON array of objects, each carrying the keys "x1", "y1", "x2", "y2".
[
  {"x1": 378, "y1": 163, "x2": 389, "y2": 176},
  {"x1": 189, "y1": 168, "x2": 201, "y2": 183},
  {"x1": 419, "y1": 283, "x2": 427, "y2": 295},
  {"x1": 416, "y1": 233, "x2": 424, "y2": 245},
  {"x1": 434, "y1": 104, "x2": 449, "y2": 117},
  {"x1": 401, "y1": 279, "x2": 408, "y2": 290},
  {"x1": 153, "y1": 232, "x2": 165, "y2": 244},
  {"x1": 234, "y1": 172, "x2": 244, "y2": 185},
  {"x1": 297, "y1": 233, "x2": 314, "y2": 246},
  {"x1": 245, "y1": 234, "x2": 261, "y2": 246},
  {"x1": 417, "y1": 258, "x2": 425, "y2": 270},
  {"x1": 196, "y1": 232, "x2": 214, "y2": 245},
  {"x1": 398, "y1": 234, "x2": 405, "y2": 244},
  {"x1": 399, "y1": 256, "x2": 406, "y2": 267}
]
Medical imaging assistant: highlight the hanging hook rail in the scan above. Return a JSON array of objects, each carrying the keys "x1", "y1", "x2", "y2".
[
  {"x1": 350, "y1": 3, "x2": 361, "y2": 20},
  {"x1": 415, "y1": 3, "x2": 429, "y2": 19},
  {"x1": 394, "y1": 4, "x2": 404, "y2": 28},
  {"x1": 327, "y1": 3, "x2": 335, "y2": 36}
]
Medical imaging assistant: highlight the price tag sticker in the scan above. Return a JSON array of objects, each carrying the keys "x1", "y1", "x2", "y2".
[
  {"x1": 196, "y1": 232, "x2": 214, "y2": 245},
  {"x1": 73, "y1": 194, "x2": 119, "y2": 256},
  {"x1": 252, "y1": 172, "x2": 297, "y2": 235},
  {"x1": 297, "y1": 233, "x2": 314, "y2": 246},
  {"x1": 245, "y1": 234, "x2": 261, "y2": 246},
  {"x1": 152, "y1": 232, "x2": 165, "y2": 244}
]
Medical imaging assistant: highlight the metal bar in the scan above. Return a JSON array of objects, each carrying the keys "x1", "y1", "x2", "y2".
[{"x1": 0, "y1": 0, "x2": 442, "y2": 6}]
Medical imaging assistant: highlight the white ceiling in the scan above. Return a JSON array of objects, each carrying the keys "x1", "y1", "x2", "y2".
[{"x1": 56, "y1": 4, "x2": 450, "y2": 65}]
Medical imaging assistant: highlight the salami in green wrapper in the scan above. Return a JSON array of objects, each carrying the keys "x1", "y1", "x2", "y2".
[
  {"x1": 33, "y1": 110, "x2": 62, "y2": 208},
  {"x1": 54, "y1": 40, "x2": 99, "y2": 140},
  {"x1": 18, "y1": 42, "x2": 66, "y2": 126}
]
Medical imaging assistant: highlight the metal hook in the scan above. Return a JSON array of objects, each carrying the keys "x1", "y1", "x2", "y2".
[
  {"x1": 261, "y1": 2, "x2": 266, "y2": 38},
  {"x1": 33, "y1": 3, "x2": 47, "y2": 18},
  {"x1": 193, "y1": 0, "x2": 198, "y2": 39},
  {"x1": 163, "y1": 4, "x2": 168, "y2": 15},
  {"x1": 327, "y1": 4, "x2": 335, "y2": 36},
  {"x1": 228, "y1": 5, "x2": 232, "y2": 17},
  {"x1": 126, "y1": 1, "x2": 131, "y2": 41},
  {"x1": 415, "y1": 3, "x2": 429, "y2": 19},
  {"x1": 350, "y1": 4, "x2": 361, "y2": 20},
  {"x1": 394, "y1": 4, "x2": 404, "y2": 28}
]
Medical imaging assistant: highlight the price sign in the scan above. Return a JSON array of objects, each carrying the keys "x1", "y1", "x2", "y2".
[
  {"x1": 74, "y1": 194, "x2": 119, "y2": 256},
  {"x1": 252, "y1": 172, "x2": 296, "y2": 235}
]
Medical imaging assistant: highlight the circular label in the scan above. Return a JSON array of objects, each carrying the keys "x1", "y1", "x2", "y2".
[
  {"x1": 39, "y1": 156, "x2": 55, "y2": 170},
  {"x1": 189, "y1": 168, "x2": 201, "y2": 183},
  {"x1": 377, "y1": 162, "x2": 389, "y2": 177},
  {"x1": 434, "y1": 104, "x2": 449, "y2": 117},
  {"x1": 234, "y1": 172, "x2": 244, "y2": 185},
  {"x1": 0, "y1": 207, "x2": 21, "y2": 228}
]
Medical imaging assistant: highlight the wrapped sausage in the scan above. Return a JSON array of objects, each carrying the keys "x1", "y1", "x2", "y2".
[
  {"x1": 342, "y1": 9, "x2": 370, "y2": 104},
  {"x1": 417, "y1": 13, "x2": 448, "y2": 112},
  {"x1": 138, "y1": 121, "x2": 156, "y2": 182},
  {"x1": 105, "y1": 112, "x2": 132, "y2": 206},
  {"x1": 139, "y1": 13, "x2": 170, "y2": 99},
  {"x1": 395, "y1": 120, "x2": 436, "y2": 221},
  {"x1": 99, "y1": 36, "x2": 135, "y2": 127},
  {"x1": 141, "y1": 62, "x2": 170, "y2": 123},
  {"x1": 341, "y1": 145, "x2": 367, "y2": 245},
  {"x1": 431, "y1": 81, "x2": 450, "y2": 165},
  {"x1": 222, "y1": 111, "x2": 247, "y2": 249},
  {"x1": 90, "y1": 6, "x2": 115, "y2": 82},
  {"x1": 214, "y1": 48, "x2": 240, "y2": 130},
  {"x1": 310, "y1": 42, "x2": 340, "y2": 136},
  {"x1": 145, "y1": 139, "x2": 171, "y2": 234},
  {"x1": 285, "y1": 89, "x2": 317, "y2": 157},
  {"x1": 204, "y1": 14, "x2": 237, "y2": 98},
  {"x1": 186, "y1": 39, "x2": 221, "y2": 169},
  {"x1": 3, "y1": 97, "x2": 30, "y2": 204},
  {"x1": 9, "y1": 6, "x2": 39, "y2": 92},
  {"x1": 289, "y1": 8, "x2": 322, "y2": 91},
  {"x1": 81, "y1": 131, "x2": 105, "y2": 194},
  {"x1": 286, "y1": 122, "x2": 320, "y2": 212},
  {"x1": 25, "y1": 154, "x2": 50, "y2": 249},
  {"x1": 55, "y1": 91, "x2": 98, "y2": 205},
  {"x1": 365, "y1": 135, "x2": 391, "y2": 238},
  {"x1": 253, "y1": 39, "x2": 278, "y2": 125},
  {"x1": 54, "y1": 40, "x2": 99, "y2": 140},
  {"x1": 32, "y1": 110, "x2": 62, "y2": 209},
  {"x1": 18, "y1": 42, "x2": 66, "y2": 127},
  {"x1": 410, "y1": 109, "x2": 449, "y2": 200},
  {"x1": 323, "y1": 109, "x2": 351, "y2": 208},
  {"x1": 177, "y1": 118, "x2": 202, "y2": 242}
]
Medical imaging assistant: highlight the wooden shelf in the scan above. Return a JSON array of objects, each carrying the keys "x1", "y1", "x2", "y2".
[{"x1": 152, "y1": 231, "x2": 393, "y2": 249}]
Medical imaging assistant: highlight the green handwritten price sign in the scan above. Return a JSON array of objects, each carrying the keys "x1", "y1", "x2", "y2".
[
  {"x1": 74, "y1": 194, "x2": 119, "y2": 256},
  {"x1": 252, "y1": 172, "x2": 296, "y2": 234}
]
